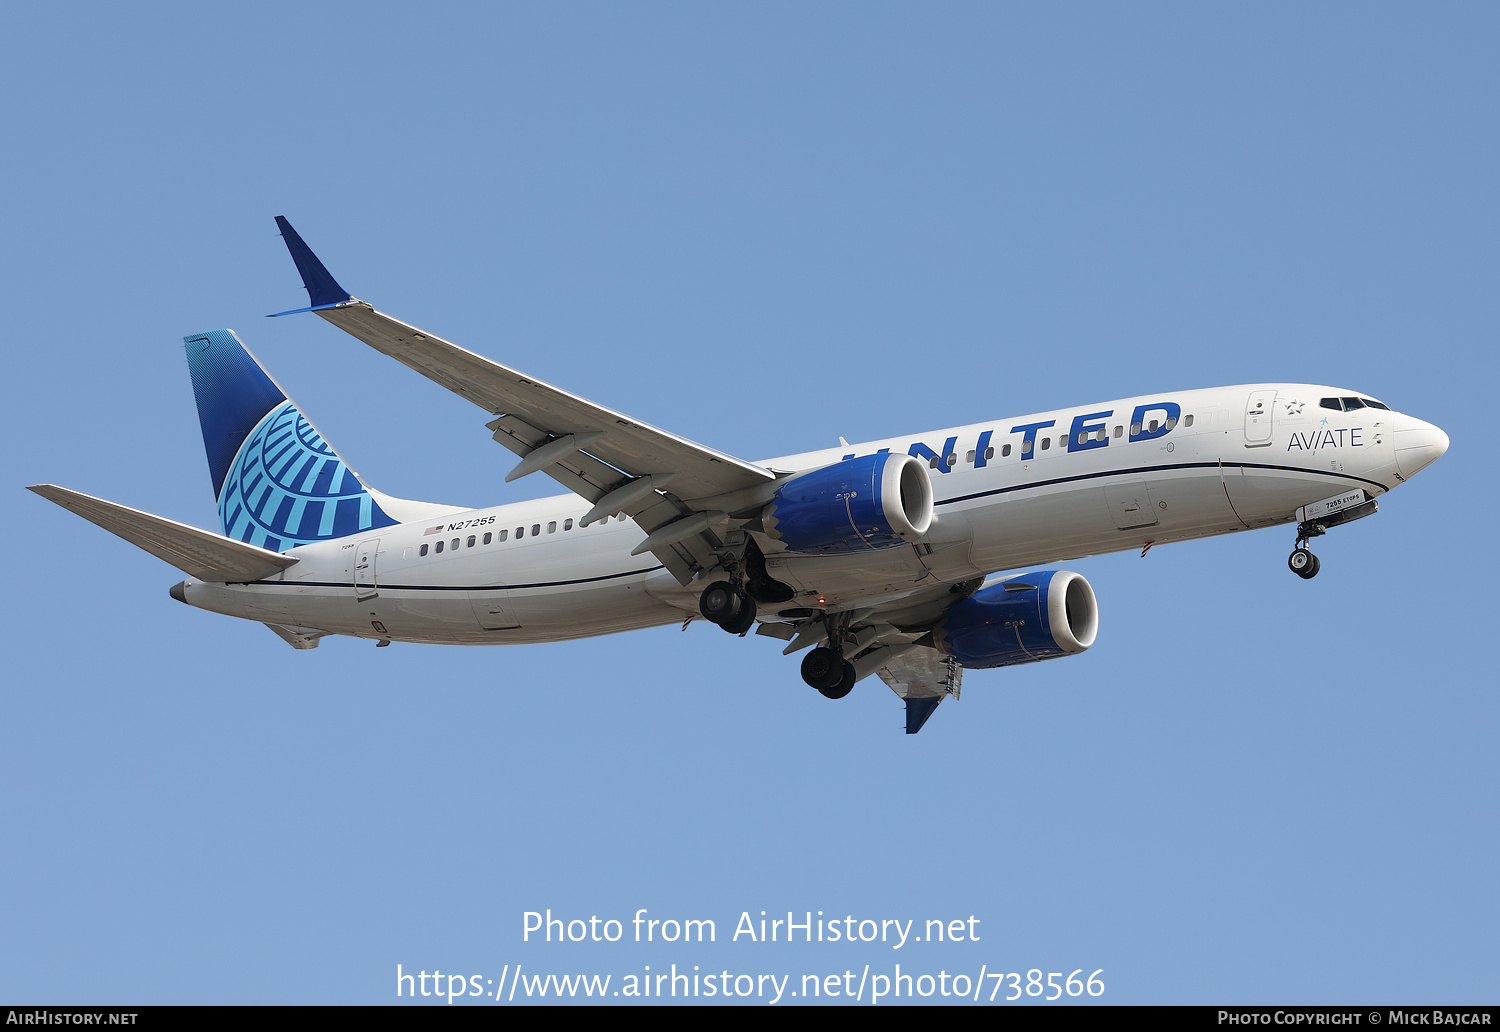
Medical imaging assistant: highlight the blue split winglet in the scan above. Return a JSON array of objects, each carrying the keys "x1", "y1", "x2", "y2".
[
  {"x1": 271, "y1": 215, "x2": 353, "y2": 313},
  {"x1": 905, "y1": 696, "x2": 943, "y2": 734},
  {"x1": 267, "y1": 302, "x2": 352, "y2": 318}
]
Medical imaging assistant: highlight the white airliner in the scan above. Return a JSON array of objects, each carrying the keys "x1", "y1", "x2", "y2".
[{"x1": 29, "y1": 217, "x2": 1450, "y2": 732}]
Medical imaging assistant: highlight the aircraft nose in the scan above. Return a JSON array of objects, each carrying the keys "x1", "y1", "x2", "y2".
[{"x1": 1394, "y1": 414, "x2": 1450, "y2": 479}]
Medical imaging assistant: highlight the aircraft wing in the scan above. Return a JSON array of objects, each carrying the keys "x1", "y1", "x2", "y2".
[
  {"x1": 272, "y1": 217, "x2": 778, "y2": 583},
  {"x1": 875, "y1": 647, "x2": 962, "y2": 734},
  {"x1": 27, "y1": 484, "x2": 298, "y2": 583}
]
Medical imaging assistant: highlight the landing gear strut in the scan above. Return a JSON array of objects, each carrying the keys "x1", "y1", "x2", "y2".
[
  {"x1": 699, "y1": 580, "x2": 757, "y2": 635},
  {"x1": 1288, "y1": 522, "x2": 1324, "y2": 580},
  {"x1": 1285, "y1": 492, "x2": 1381, "y2": 581},
  {"x1": 801, "y1": 645, "x2": 856, "y2": 699}
]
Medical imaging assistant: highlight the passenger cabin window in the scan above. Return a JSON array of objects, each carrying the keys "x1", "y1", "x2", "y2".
[
  {"x1": 467, "y1": 535, "x2": 476, "y2": 547},
  {"x1": 483, "y1": 532, "x2": 492, "y2": 544},
  {"x1": 1041, "y1": 437, "x2": 1051, "y2": 451},
  {"x1": 420, "y1": 543, "x2": 429, "y2": 556},
  {"x1": 1131, "y1": 422, "x2": 1142, "y2": 435},
  {"x1": 435, "y1": 540, "x2": 444, "y2": 553},
  {"x1": 1114, "y1": 426, "x2": 1123, "y2": 437},
  {"x1": 985, "y1": 446, "x2": 995, "y2": 459},
  {"x1": 1165, "y1": 416, "x2": 1176, "y2": 430},
  {"x1": 1148, "y1": 419, "x2": 1159, "y2": 433},
  {"x1": 1320, "y1": 398, "x2": 1343, "y2": 411},
  {"x1": 451, "y1": 538, "x2": 459, "y2": 550},
  {"x1": 1001, "y1": 444, "x2": 1011, "y2": 457},
  {"x1": 547, "y1": 521, "x2": 557, "y2": 534},
  {"x1": 966, "y1": 450, "x2": 975, "y2": 463},
  {"x1": 564, "y1": 519, "x2": 573, "y2": 531},
  {"x1": 516, "y1": 526, "x2": 524, "y2": 539},
  {"x1": 531, "y1": 524, "x2": 541, "y2": 536},
  {"x1": 1184, "y1": 414, "x2": 1194, "y2": 427}
]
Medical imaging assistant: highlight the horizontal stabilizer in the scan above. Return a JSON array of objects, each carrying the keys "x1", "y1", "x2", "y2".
[{"x1": 27, "y1": 484, "x2": 298, "y2": 583}]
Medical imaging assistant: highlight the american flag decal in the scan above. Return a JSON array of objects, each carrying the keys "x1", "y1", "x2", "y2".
[{"x1": 424, "y1": 525, "x2": 444, "y2": 535}]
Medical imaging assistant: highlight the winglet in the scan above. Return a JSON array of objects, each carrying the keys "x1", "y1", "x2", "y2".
[
  {"x1": 270, "y1": 216, "x2": 354, "y2": 315},
  {"x1": 904, "y1": 695, "x2": 944, "y2": 734}
]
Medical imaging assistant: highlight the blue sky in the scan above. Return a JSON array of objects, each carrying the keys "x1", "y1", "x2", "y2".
[{"x1": 2, "y1": 2, "x2": 1495, "y2": 1005}]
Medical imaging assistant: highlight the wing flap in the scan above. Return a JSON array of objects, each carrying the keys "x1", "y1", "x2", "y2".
[
  {"x1": 28, "y1": 484, "x2": 298, "y2": 583},
  {"x1": 488, "y1": 414, "x2": 627, "y2": 502},
  {"x1": 875, "y1": 646, "x2": 962, "y2": 734},
  {"x1": 273, "y1": 217, "x2": 775, "y2": 584},
  {"x1": 314, "y1": 303, "x2": 774, "y2": 503},
  {"x1": 876, "y1": 647, "x2": 962, "y2": 700}
]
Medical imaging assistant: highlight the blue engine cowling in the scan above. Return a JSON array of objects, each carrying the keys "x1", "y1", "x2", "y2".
[
  {"x1": 933, "y1": 570, "x2": 1098, "y2": 669},
  {"x1": 761, "y1": 452, "x2": 934, "y2": 554}
]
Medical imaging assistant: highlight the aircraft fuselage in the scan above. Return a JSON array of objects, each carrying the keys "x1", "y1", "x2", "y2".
[{"x1": 177, "y1": 382, "x2": 1446, "y2": 644}]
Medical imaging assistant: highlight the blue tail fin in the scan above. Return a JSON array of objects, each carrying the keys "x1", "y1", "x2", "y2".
[{"x1": 183, "y1": 329, "x2": 396, "y2": 551}]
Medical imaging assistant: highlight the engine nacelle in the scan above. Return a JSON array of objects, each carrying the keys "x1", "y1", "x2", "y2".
[
  {"x1": 761, "y1": 452, "x2": 934, "y2": 554},
  {"x1": 933, "y1": 570, "x2": 1098, "y2": 669}
]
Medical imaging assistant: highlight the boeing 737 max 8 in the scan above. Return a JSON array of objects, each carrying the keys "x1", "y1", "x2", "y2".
[{"x1": 28, "y1": 217, "x2": 1450, "y2": 732}]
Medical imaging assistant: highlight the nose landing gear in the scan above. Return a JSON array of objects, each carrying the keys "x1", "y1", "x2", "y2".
[
  {"x1": 1285, "y1": 492, "x2": 1383, "y2": 580},
  {"x1": 1288, "y1": 521, "x2": 1324, "y2": 579},
  {"x1": 1288, "y1": 547, "x2": 1320, "y2": 579}
]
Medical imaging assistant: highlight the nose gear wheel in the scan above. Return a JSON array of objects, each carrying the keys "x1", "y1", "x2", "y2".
[{"x1": 1288, "y1": 547, "x2": 1320, "y2": 579}]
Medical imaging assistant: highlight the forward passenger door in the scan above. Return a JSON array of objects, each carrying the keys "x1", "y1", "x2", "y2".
[{"x1": 1244, "y1": 390, "x2": 1277, "y2": 447}]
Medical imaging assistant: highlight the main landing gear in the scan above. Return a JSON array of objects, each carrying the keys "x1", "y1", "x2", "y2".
[
  {"x1": 699, "y1": 580, "x2": 757, "y2": 636},
  {"x1": 696, "y1": 539, "x2": 793, "y2": 636},
  {"x1": 800, "y1": 646, "x2": 856, "y2": 700},
  {"x1": 700, "y1": 575, "x2": 856, "y2": 699}
]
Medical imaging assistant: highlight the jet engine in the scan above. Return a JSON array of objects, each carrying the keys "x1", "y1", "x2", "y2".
[
  {"x1": 932, "y1": 570, "x2": 1098, "y2": 668},
  {"x1": 761, "y1": 452, "x2": 933, "y2": 554}
]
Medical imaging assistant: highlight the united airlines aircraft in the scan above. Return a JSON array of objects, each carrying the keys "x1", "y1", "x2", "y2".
[{"x1": 29, "y1": 218, "x2": 1450, "y2": 732}]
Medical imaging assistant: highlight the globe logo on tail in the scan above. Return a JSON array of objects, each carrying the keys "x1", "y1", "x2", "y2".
[{"x1": 218, "y1": 401, "x2": 394, "y2": 551}]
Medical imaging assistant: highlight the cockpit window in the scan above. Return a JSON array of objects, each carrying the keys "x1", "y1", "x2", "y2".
[
  {"x1": 1341, "y1": 397, "x2": 1366, "y2": 410},
  {"x1": 1320, "y1": 398, "x2": 1343, "y2": 411},
  {"x1": 1362, "y1": 398, "x2": 1390, "y2": 410}
]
